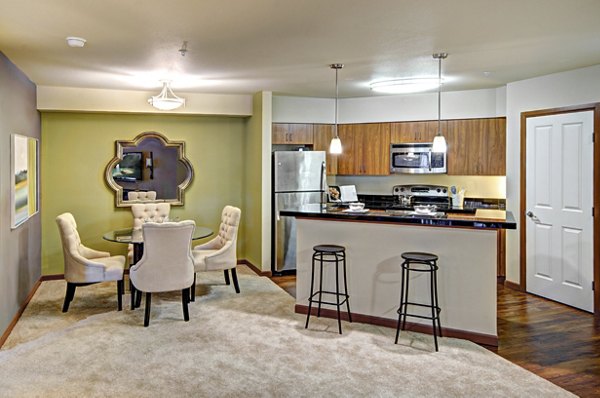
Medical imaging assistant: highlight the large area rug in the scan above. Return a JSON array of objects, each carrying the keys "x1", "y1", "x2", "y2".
[{"x1": 1, "y1": 266, "x2": 572, "y2": 397}]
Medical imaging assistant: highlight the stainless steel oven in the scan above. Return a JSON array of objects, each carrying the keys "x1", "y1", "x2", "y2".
[{"x1": 390, "y1": 143, "x2": 446, "y2": 174}]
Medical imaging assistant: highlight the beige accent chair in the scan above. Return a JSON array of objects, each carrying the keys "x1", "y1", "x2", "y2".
[
  {"x1": 127, "y1": 191, "x2": 157, "y2": 201},
  {"x1": 191, "y1": 206, "x2": 241, "y2": 300},
  {"x1": 55, "y1": 212, "x2": 126, "y2": 312},
  {"x1": 129, "y1": 220, "x2": 195, "y2": 327},
  {"x1": 128, "y1": 203, "x2": 171, "y2": 263}
]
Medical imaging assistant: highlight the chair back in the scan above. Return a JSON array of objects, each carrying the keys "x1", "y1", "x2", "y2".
[
  {"x1": 128, "y1": 191, "x2": 157, "y2": 201},
  {"x1": 215, "y1": 206, "x2": 241, "y2": 249},
  {"x1": 131, "y1": 203, "x2": 171, "y2": 229},
  {"x1": 130, "y1": 220, "x2": 195, "y2": 293},
  {"x1": 55, "y1": 212, "x2": 84, "y2": 264}
]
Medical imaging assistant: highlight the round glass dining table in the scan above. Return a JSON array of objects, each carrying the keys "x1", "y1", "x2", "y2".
[{"x1": 103, "y1": 226, "x2": 213, "y2": 246}]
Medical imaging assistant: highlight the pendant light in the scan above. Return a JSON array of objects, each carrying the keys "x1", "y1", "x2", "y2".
[
  {"x1": 329, "y1": 64, "x2": 344, "y2": 154},
  {"x1": 148, "y1": 80, "x2": 186, "y2": 111},
  {"x1": 432, "y1": 53, "x2": 448, "y2": 153}
]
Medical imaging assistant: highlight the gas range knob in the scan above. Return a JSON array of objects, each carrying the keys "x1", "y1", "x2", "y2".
[
  {"x1": 436, "y1": 188, "x2": 441, "y2": 193},
  {"x1": 443, "y1": 188, "x2": 447, "y2": 193}
]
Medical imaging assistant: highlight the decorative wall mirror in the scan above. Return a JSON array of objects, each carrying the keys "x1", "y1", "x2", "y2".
[{"x1": 105, "y1": 131, "x2": 194, "y2": 207}]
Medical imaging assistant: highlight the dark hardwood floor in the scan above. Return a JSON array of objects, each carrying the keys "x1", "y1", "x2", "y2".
[{"x1": 269, "y1": 274, "x2": 600, "y2": 397}]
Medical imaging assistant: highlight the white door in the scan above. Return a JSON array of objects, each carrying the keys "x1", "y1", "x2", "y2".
[{"x1": 526, "y1": 111, "x2": 594, "y2": 312}]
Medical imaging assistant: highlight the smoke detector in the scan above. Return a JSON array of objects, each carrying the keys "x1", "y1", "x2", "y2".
[{"x1": 66, "y1": 37, "x2": 86, "y2": 48}]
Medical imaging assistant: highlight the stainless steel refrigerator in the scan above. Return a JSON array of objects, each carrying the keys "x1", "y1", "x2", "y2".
[{"x1": 272, "y1": 151, "x2": 326, "y2": 274}]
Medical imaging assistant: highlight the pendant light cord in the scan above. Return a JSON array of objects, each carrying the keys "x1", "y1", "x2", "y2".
[
  {"x1": 437, "y1": 55, "x2": 441, "y2": 134},
  {"x1": 334, "y1": 65, "x2": 339, "y2": 138}
]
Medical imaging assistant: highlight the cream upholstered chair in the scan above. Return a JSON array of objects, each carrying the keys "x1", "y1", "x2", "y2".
[
  {"x1": 128, "y1": 203, "x2": 171, "y2": 263},
  {"x1": 127, "y1": 191, "x2": 157, "y2": 201},
  {"x1": 55, "y1": 212, "x2": 126, "y2": 312},
  {"x1": 191, "y1": 206, "x2": 241, "y2": 300},
  {"x1": 129, "y1": 220, "x2": 195, "y2": 326}
]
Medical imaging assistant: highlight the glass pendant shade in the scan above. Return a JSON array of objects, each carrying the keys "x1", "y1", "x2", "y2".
[
  {"x1": 329, "y1": 136, "x2": 342, "y2": 154},
  {"x1": 432, "y1": 134, "x2": 447, "y2": 152},
  {"x1": 148, "y1": 81, "x2": 185, "y2": 111}
]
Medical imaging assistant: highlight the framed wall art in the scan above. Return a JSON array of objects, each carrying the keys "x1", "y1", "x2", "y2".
[{"x1": 11, "y1": 134, "x2": 39, "y2": 229}]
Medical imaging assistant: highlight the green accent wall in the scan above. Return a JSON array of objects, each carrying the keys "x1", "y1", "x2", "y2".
[
  {"x1": 242, "y1": 93, "x2": 265, "y2": 270},
  {"x1": 41, "y1": 112, "x2": 247, "y2": 275}
]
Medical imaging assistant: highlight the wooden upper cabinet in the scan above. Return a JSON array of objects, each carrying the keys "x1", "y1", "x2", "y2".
[
  {"x1": 312, "y1": 124, "x2": 338, "y2": 175},
  {"x1": 446, "y1": 118, "x2": 506, "y2": 175},
  {"x1": 272, "y1": 123, "x2": 313, "y2": 144},
  {"x1": 337, "y1": 123, "x2": 390, "y2": 175},
  {"x1": 390, "y1": 121, "x2": 444, "y2": 143}
]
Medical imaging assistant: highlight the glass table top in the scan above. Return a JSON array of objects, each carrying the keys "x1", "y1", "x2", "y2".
[{"x1": 103, "y1": 226, "x2": 213, "y2": 244}]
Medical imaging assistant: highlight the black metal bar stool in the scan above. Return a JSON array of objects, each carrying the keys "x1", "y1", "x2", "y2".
[
  {"x1": 395, "y1": 251, "x2": 442, "y2": 351},
  {"x1": 305, "y1": 244, "x2": 352, "y2": 334}
]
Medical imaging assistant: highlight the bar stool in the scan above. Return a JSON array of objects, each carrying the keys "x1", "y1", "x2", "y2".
[
  {"x1": 305, "y1": 244, "x2": 352, "y2": 334},
  {"x1": 395, "y1": 251, "x2": 442, "y2": 351}
]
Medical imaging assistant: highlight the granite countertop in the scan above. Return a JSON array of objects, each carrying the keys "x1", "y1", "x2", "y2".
[{"x1": 279, "y1": 204, "x2": 517, "y2": 230}]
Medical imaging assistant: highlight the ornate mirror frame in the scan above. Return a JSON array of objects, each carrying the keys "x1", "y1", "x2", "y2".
[{"x1": 105, "y1": 131, "x2": 194, "y2": 207}]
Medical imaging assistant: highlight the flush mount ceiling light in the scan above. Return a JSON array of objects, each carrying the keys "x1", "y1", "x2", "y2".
[
  {"x1": 148, "y1": 80, "x2": 185, "y2": 111},
  {"x1": 65, "y1": 36, "x2": 86, "y2": 48},
  {"x1": 432, "y1": 53, "x2": 448, "y2": 153},
  {"x1": 369, "y1": 77, "x2": 440, "y2": 94},
  {"x1": 329, "y1": 64, "x2": 344, "y2": 155}
]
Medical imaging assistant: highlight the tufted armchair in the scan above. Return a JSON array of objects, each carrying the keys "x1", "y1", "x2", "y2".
[
  {"x1": 129, "y1": 220, "x2": 195, "y2": 326},
  {"x1": 127, "y1": 191, "x2": 157, "y2": 201},
  {"x1": 56, "y1": 212, "x2": 126, "y2": 312},
  {"x1": 128, "y1": 203, "x2": 171, "y2": 263},
  {"x1": 191, "y1": 206, "x2": 241, "y2": 299}
]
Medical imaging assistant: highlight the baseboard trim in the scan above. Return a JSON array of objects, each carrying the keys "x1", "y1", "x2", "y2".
[
  {"x1": 238, "y1": 259, "x2": 272, "y2": 277},
  {"x1": 295, "y1": 304, "x2": 498, "y2": 347},
  {"x1": 0, "y1": 279, "x2": 42, "y2": 349},
  {"x1": 40, "y1": 273, "x2": 65, "y2": 281},
  {"x1": 504, "y1": 280, "x2": 523, "y2": 292}
]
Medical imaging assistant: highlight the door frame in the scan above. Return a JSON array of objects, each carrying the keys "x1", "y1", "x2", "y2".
[{"x1": 519, "y1": 103, "x2": 600, "y2": 318}]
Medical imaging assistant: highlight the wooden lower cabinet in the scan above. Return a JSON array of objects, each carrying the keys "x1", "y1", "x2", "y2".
[{"x1": 337, "y1": 123, "x2": 390, "y2": 175}]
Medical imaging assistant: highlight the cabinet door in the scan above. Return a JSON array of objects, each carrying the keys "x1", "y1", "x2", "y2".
[
  {"x1": 355, "y1": 123, "x2": 390, "y2": 175},
  {"x1": 390, "y1": 121, "x2": 442, "y2": 143},
  {"x1": 312, "y1": 124, "x2": 338, "y2": 175},
  {"x1": 336, "y1": 124, "x2": 357, "y2": 175},
  {"x1": 447, "y1": 118, "x2": 506, "y2": 175},
  {"x1": 272, "y1": 123, "x2": 313, "y2": 144}
]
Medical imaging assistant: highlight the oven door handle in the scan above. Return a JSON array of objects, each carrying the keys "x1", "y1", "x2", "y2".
[{"x1": 428, "y1": 150, "x2": 432, "y2": 171}]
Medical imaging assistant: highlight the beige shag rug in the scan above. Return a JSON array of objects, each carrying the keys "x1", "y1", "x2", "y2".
[{"x1": 1, "y1": 266, "x2": 572, "y2": 397}]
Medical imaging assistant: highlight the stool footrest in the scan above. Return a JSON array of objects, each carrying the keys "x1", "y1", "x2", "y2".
[
  {"x1": 397, "y1": 302, "x2": 441, "y2": 320},
  {"x1": 308, "y1": 291, "x2": 349, "y2": 307}
]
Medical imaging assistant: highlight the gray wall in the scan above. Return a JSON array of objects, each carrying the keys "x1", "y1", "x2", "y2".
[{"x1": 0, "y1": 52, "x2": 41, "y2": 337}]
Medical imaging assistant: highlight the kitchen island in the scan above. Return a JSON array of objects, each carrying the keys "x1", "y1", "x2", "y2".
[{"x1": 280, "y1": 205, "x2": 516, "y2": 346}]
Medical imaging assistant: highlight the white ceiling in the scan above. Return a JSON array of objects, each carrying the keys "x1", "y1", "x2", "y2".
[{"x1": 2, "y1": 0, "x2": 600, "y2": 98}]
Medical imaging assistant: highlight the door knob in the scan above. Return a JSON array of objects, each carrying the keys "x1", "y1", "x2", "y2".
[{"x1": 526, "y1": 211, "x2": 540, "y2": 223}]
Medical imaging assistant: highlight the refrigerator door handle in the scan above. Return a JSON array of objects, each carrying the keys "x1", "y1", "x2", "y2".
[
  {"x1": 320, "y1": 161, "x2": 325, "y2": 207},
  {"x1": 275, "y1": 198, "x2": 280, "y2": 221}
]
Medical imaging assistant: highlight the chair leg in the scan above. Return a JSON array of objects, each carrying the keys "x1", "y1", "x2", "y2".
[
  {"x1": 182, "y1": 288, "x2": 190, "y2": 322},
  {"x1": 191, "y1": 273, "x2": 196, "y2": 302},
  {"x1": 231, "y1": 268, "x2": 240, "y2": 294},
  {"x1": 135, "y1": 286, "x2": 143, "y2": 308},
  {"x1": 62, "y1": 283, "x2": 77, "y2": 313},
  {"x1": 117, "y1": 280, "x2": 124, "y2": 311},
  {"x1": 130, "y1": 280, "x2": 136, "y2": 310},
  {"x1": 224, "y1": 269, "x2": 231, "y2": 285},
  {"x1": 144, "y1": 292, "x2": 152, "y2": 327}
]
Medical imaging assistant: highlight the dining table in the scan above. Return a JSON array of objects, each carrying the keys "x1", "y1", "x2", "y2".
[{"x1": 103, "y1": 225, "x2": 213, "y2": 309}]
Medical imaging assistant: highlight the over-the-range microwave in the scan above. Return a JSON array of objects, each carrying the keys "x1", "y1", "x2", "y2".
[{"x1": 390, "y1": 143, "x2": 446, "y2": 174}]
